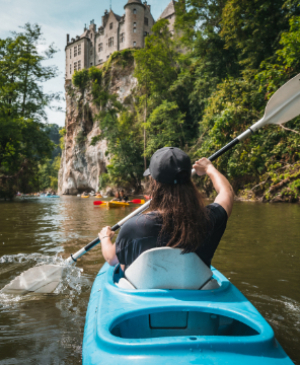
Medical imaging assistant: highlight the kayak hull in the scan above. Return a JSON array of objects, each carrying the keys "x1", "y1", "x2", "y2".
[
  {"x1": 82, "y1": 264, "x2": 293, "y2": 365},
  {"x1": 108, "y1": 201, "x2": 130, "y2": 208}
]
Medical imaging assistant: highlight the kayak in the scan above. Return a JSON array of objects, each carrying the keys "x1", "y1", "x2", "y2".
[
  {"x1": 41, "y1": 195, "x2": 60, "y2": 198},
  {"x1": 82, "y1": 250, "x2": 293, "y2": 365},
  {"x1": 108, "y1": 201, "x2": 130, "y2": 208},
  {"x1": 81, "y1": 195, "x2": 90, "y2": 198},
  {"x1": 95, "y1": 195, "x2": 102, "y2": 198}
]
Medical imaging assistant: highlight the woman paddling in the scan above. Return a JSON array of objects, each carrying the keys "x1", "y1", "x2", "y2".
[{"x1": 99, "y1": 147, "x2": 234, "y2": 269}]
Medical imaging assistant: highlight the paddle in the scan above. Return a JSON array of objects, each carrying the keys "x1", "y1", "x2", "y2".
[
  {"x1": 2, "y1": 73, "x2": 300, "y2": 295},
  {"x1": 130, "y1": 199, "x2": 145, "y2": 204},
  {"x1": 93, "y1": 200, "x2": 106, "y2": 205},
  {"x1": 93, "y1": 199, "x2": 145, "y2": 206}
]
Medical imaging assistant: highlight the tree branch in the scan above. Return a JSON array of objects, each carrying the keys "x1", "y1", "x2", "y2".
[{"x1": 280, "y1": 124, "x2": 300, "y2": 135}]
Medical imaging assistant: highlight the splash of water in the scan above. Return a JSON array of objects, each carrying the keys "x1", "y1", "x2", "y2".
[{"x1": 0, "y1": 252, "x2": 64, "y2": 265}]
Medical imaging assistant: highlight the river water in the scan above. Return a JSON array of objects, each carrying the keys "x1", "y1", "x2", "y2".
[{"x1": 0, "y1": 197, "x2": 299, "y2": 364}]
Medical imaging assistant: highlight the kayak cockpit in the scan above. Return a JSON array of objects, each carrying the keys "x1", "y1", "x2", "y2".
[
  {"x1": 110, "y1": 308, "x2": 259, "y2": 339},
  {"x1": 114, "y1": 247, "x2": 221, "y2": 290}
]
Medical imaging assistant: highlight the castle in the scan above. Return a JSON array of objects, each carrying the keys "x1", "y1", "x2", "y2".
[{"x1": 65, "y1": 0, "x2": 176, "y2": 80}]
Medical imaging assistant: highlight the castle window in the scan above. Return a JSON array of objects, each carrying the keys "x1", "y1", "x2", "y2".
[
  {"x1": 78, "y1": 44, "x2": 81, "y2": 55},
  {"x1": 74, "y1": 46, "x2": 77, "y2": 57},
  {"x1": 90, "y1": 63, "x2": 93, "y2": 66},
  {"x1": 98, "y1": 43, "x2": 103, "y2": 52},
  {"x1": 78, "y1": 60, "x2": 81, "y2": 70},
  {"x1": 133, "y1": 28, "x2": 137, "y2": 33},
  {"x1": 70, "y1": 64, "x2": 71, "y2": 74},
  {"x1": 110, "y1": 22, "x2": 113, "y2": 30},
  {"x1": 108, "y1": 37, "x2": 114, "y2": 47},
  {"x1": 70, "y1": 48, "x2": 71, "y2": 59},
  {"x1": 144, "y1": 17, "x2": 148, "y2": 26},
  {"x1": 98, "y1": 59, "x2": 103, "y2": 64},
  {"x1": 133, "y1": 41, "x2": 136, "y2": 47},
  {"x1": 144, "y1": 31, "x2": 147, "y2": 37},
  {"x1": 133, "y1": 22, "x2": 136, "y2": 26},
  {"x1": 133, "y1": 8, "x2": 136, "y2": 14},
  {"x1": 74, "y1": 61, "x2": 77, "y2": 71},
  {"x1": 120, "y1": 33, "x2": 125, "y2": 43}
]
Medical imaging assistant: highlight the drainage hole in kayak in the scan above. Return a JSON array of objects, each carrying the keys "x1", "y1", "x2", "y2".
[{"x1": 110, "y1": 310, "x2": 259, "y2": 339}]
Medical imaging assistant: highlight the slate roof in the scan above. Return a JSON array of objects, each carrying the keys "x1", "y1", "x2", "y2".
[
  {"x1": 124, "y1": 0, "x2": 145, "y2": 7},
  {"x1": 113, "y1": 12, "x2": 122, "y2": 21},
  {"x1": 159, "y1": 0, "x2": 176, "y2": 19}
]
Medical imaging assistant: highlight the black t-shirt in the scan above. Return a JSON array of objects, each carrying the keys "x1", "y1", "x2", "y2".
[{"x1": 115, "y1": 203, "x2": 228, "y2": 268}]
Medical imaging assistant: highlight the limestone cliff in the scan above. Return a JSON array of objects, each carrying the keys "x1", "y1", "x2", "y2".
[{"x1": 58, "y1": 59, "x2": 136, "y2": 195}]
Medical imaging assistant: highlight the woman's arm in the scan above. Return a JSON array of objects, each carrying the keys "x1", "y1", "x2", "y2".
[
  {"x1": 98, "y1": 226, "x2": 119, "y2": 266},
  {"x1": 193, "y1": 158, "x2": 235, "y2": 217}
]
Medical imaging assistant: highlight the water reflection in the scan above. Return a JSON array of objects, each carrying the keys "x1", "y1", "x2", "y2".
[{"x1": 0, "y1": 198, "x2": 299, "y2": 364}]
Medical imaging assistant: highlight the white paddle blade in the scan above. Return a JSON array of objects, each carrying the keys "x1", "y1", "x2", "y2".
[
  {"x1": 1, "y1": 265, "x2": 64, "y2": 295},
  {"x1": 252, "y1": 73, "x2": 300, "y2": 131}
]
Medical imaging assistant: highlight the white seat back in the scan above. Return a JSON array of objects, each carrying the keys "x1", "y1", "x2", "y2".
[{"x1": 125, "y1": 247, "x2": 213, "y2": 290}]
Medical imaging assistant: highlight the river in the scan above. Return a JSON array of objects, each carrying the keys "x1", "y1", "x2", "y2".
[{"x1": 0, "y1": 197, "x2": 299, "y2": 364}]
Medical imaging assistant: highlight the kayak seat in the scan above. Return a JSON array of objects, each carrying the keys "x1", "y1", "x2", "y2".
[{"x1": 116, "y1": 247, "x2": 219, "y2": 290}]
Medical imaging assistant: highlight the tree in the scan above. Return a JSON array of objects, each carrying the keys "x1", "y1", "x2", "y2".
[
  {"x1": 0, "y1": 24, "x2": 58, "y2": 199},
  {"x1": 134, "y1": 19, "x2": 179, "y2": 168}
]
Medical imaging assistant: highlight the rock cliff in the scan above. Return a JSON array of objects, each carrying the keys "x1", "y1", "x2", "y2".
[{"x1": 58, "y1": 58, "x2": 136, "y2": 195}]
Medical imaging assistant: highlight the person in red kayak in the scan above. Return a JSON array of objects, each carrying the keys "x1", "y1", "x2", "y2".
[{"x1": 99, "y1": 147, "x2": 234, "y2": 270}]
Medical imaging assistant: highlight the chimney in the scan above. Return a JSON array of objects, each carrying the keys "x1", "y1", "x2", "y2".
[{"x1": 66, "y1": 34, "x2": 70, "y2": 44}]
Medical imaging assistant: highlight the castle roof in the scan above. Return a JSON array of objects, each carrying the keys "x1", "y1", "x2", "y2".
[
  {"x1": 124, "y1": 0, "x2": 145, "y2": 8},
  {"x1": 113, "y1": 12, "x2": 122, "y2": 21},
  {"x1": 159, "y1": 0, "x2": 176, "y2": 19}
]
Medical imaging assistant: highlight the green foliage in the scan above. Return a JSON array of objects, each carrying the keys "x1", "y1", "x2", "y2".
[
  {"x1": 88, "y1": 67, "x2": 102, "y2": 84},
  {"x1": 221, "y1": 0, "x2": 292, "y2": 68},
  {"x1": 59, "y1": 128, "x2": 66, "y2": 150},
  {"x1": 39, "y1": 155, "x2": 61, "y2": 191},
  {"x1": 0, "y1": 24, "x2": 58, "y2": 199},
  {"x1": 72, "y1": 68, "x2": 89, "y2": 92},
  {"x1": 145, "y1": 101, "x2": 186, "y2": 157}
]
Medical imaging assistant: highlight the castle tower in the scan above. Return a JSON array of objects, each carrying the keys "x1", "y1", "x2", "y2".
[{"x1": 124, "y1": 0, "x2": 145, "y2": 49}]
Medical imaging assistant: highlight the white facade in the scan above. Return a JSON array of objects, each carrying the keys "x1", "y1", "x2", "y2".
[{"x1": 65, "y1": 0, "x2": 176, "y2": 80}]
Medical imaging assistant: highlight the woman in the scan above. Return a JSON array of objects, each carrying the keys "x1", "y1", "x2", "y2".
[{"x1": 99, "y1": 147, "x2": 234, "y2": 269}]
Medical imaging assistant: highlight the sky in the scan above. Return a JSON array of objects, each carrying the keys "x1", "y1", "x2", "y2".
[{"x1": 0, "y1": 0, "x2": 172, "y2": 127}]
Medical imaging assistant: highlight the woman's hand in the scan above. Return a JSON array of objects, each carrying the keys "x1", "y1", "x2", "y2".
[
  {"x1": 99, "y1": 226, "x2": 115, "y2": 241},
  {"x1": 193, "y1": 158, "x2": 215, "y2": 176}
]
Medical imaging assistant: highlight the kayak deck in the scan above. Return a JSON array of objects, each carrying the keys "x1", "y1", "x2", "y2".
[
  {"x1": 108, "y1": 201, "x2": 130, "y2": 208},
  {"x1": 82, "y1": 264, "x2": 293, "y2": 365}
]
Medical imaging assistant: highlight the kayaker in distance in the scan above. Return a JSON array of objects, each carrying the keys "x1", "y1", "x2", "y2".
[
  {"x1": 120, "y1": 190, "x2": 129, "y2": 203},
  {"x1": 111, "y1": 190, "x2": 129, "y2": 203},
  {"x1": 99, "y1": 147, "x2": 234, "y2": 271},
  {"x1": 111, "y1": 191, "x2": 122, "y2": 202}
]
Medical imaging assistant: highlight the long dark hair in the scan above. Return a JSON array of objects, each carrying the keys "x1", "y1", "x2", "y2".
[{"x1": 149, "y1": 173, "x2": 210, "y2": 252}]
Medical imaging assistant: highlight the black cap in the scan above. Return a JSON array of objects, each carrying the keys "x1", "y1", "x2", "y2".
[{"x1": 143, "y1": 147, "x2": 191, "y2": 184}]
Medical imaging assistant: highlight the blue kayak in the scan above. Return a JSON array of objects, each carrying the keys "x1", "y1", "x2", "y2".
[
  {"x1": 40, "y1": 195, "x2": 60, "y2": 198},
  {"x1": 82, "y1": 260, "x2": 293, "y2": 365}
]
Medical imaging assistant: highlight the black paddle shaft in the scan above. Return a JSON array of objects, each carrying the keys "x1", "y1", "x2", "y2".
[{"x1": 208, "y1": 138, "x2": 240, "y2": 162}]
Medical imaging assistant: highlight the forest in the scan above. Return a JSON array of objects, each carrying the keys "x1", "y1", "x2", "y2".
[
  {"x1": 0, "y1": 24, "x2": 62, "y2": 199},
  {"x1": 71, "y1": 0, "x2": 300, "y2": 202}
]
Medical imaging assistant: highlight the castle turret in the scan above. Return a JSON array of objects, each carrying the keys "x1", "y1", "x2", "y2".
[{"x1": 124, "y1": 0, "x2": 145, "y2": 49}]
